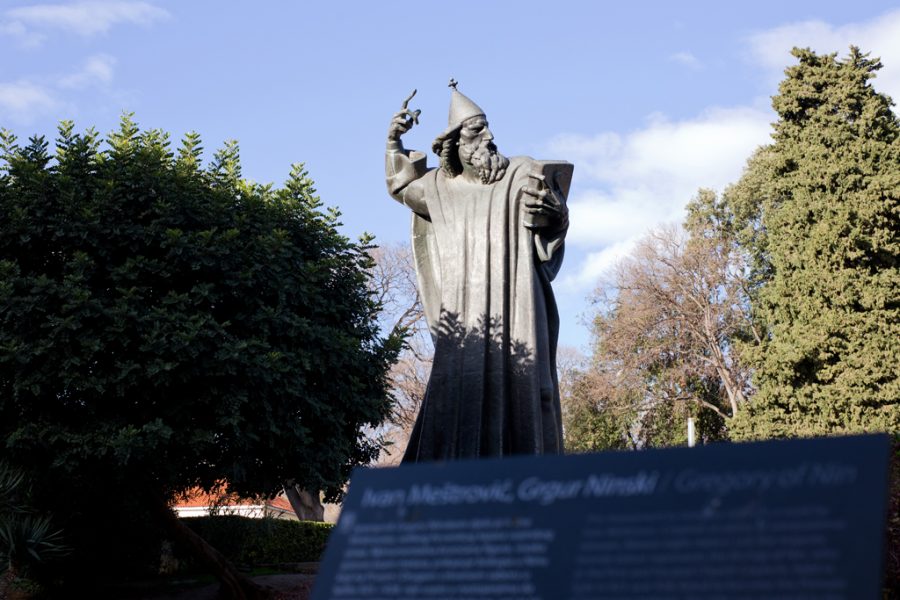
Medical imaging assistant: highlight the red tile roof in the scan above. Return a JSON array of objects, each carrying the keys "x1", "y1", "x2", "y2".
[{"x1": 173, "y1": 485, "x2": 295, "y2": 513}]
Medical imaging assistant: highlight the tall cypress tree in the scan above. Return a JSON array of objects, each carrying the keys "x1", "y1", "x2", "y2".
[{"x1": 730, "y1": 47, "x2": 900, "y2": 439}]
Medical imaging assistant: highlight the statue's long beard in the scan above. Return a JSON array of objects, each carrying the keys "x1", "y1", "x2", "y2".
[{"x1": 460, "y1": 140, "x2": 509, "y2": 184}]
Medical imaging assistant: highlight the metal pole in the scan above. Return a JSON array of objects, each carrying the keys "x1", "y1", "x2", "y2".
[{"x1": 687, "y1": 417, "x2": 696, "y2": 448}]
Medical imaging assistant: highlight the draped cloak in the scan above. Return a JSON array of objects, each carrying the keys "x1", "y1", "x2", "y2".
[{"x1": 386, "y1": 148, "x2": 566, "y2": 462}]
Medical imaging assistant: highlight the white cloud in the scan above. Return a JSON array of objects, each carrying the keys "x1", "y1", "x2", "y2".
[
  {"x1": 0, "y1": 19, "x2": 44, "y2": 47},
  {"x1": 555, "y1": 9, "x2": 900, "y2": 292},
  {"x1": 746, "y1": 9, "x2": 900, "y2": 101},
  {"x1": 0, "y1": 55, "x2": 118, "y2": 122},
  {"x1": 3, "y1": 1, "x2": 168, "y2": 40},
  {"x1": 58, "y1": 54, "x2": 116, "y2": 89},
  {"x1": 549, "y1": 106, "x2": 772, "y2": 288},
  {"x1": 0, "y1": 80, "x2": 60, "y2": 123},
  {"x1": 669, "y1": 51, "x2": 702, "y2": 70},
  {"x1": 559, "y1": 239, "x2": 637, "y2": 293}
]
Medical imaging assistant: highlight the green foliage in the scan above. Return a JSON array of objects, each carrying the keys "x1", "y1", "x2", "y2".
[
  {"x1": 562, "y1": 368, "x2": 726, "y2": 452},
  {"x1": 182, "y1": 516, "x2": 332, "y2": 566},
  {"x1": 729, "y1": 48, "x2": 900, "y2": 439},
  {"x1": 0, "y1": 462, "x2": 68, "y2": 591},
  {"x1": 0, "y1": 116, "x2": 400, "y2": 582},
  {"x1": 569, "y1": 205, "x2": 749, "y2": 451},
  {"x1": 562, "y1": 374, "x2": 636, "y2": 452},
  {"x1": 561, "y1": 352, "x2": 729, "y2": 453},
  {"x1": 0, "y1": 515, "x2": 68, "y2": 571}
]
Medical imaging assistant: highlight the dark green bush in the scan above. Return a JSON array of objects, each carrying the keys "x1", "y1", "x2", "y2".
[
  {"x1": 183, "y1": 516, "x2": 332, "y2": 566},
  {"x1": 0, "y1": 117, "x2": 397, "y2": 590}
]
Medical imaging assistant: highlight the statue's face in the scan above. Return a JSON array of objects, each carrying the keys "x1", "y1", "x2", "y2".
[
  {"x1": 459, "y1": 116, "x2": 493, "y2": 148},
  {"x1": 458, "y1": 116, "x2": 508, "y2": 184}
]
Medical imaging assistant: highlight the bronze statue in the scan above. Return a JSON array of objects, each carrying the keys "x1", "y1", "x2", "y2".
[{"x1": 385, "y1": 81, "x2": 572, "y2": 462}]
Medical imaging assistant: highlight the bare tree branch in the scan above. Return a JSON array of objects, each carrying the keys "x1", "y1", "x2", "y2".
[
  {"x1": 367, "y1": 243, "x2": 432, "y2": 465},
  {"x1": 570, "y1": 204, "x2": 759, "y2": 449}
]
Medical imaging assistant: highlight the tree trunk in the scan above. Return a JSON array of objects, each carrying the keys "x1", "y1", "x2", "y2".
[
  {"x1": 151, "y1": 494, "x2": 271, "y2": 600},
  {"x1": 283, "y1": 485, "x2": 325, "y2": 522}
]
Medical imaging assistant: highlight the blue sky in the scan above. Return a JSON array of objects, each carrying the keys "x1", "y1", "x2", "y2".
[{"x1": 3, "y1": 1, "x2": 899, "y2": 351}]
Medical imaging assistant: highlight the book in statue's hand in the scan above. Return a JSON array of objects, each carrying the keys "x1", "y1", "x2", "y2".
[{"x1": 522, "y1": 160, "x2": 573, "y2": 230}]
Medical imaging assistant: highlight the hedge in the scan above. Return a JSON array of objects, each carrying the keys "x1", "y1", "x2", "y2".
[{"x1": 182, "y1": 516, "x2": 333, "y2": 566}]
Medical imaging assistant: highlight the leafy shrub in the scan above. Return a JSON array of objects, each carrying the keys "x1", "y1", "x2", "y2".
[
  {"x1": 182, "y1": 516, "x2": 332, "y2": 567},
  {"x1": 0, "y1": 462, "x2": 68, "y2": 594},
  {"x1": 0, "y1": 117, "x2": 397, "y2": 590}
]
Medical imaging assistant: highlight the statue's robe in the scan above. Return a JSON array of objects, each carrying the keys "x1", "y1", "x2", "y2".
[{"x1": 386, "y1": 146, "x2": 566, "y2": 461}]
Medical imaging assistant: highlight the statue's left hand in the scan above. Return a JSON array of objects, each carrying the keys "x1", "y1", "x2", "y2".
[{"x1": 521, "y1": 179, "x2": 568, "y2": 230}]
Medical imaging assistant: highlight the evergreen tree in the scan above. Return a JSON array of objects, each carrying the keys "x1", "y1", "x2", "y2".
[{"x1": 729, "y1": 48, "x2": 900, "y2": 439}]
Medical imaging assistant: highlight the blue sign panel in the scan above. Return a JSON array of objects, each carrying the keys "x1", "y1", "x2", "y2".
[{"x1": 312, "y1": 435, "x2": 890, "y2": 599}]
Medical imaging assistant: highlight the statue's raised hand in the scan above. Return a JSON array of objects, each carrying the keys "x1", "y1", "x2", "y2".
[{"x1": 388, "y1": 89, "x2": 421, "y2": 142}]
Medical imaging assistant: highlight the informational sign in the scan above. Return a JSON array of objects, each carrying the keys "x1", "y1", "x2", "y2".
[{"x1": 312, "y1": 435, "x2": 890, "y2": 600}]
